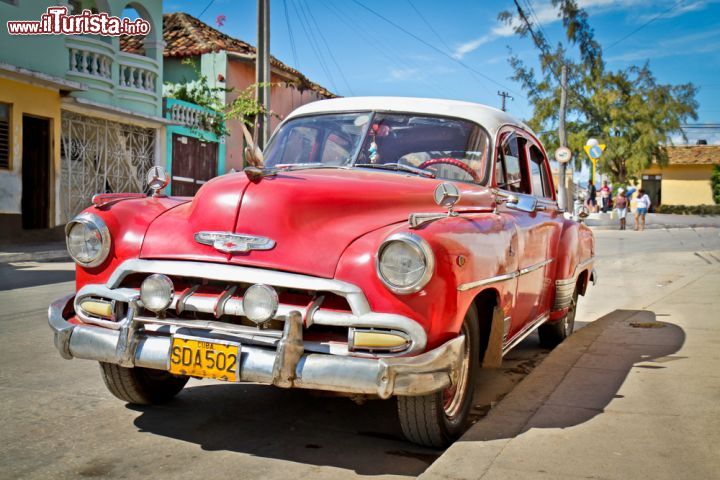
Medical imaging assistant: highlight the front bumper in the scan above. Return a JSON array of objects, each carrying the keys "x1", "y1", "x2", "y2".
[{"x1": 49, "y1": 295, "x2": 465, "y2": 399}]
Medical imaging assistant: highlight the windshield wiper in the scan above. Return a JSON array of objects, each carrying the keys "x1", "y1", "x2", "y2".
[
  {"x1": 274, "y1": 163, "x2": 351, "y2": 171},
  {"x1": 354, "y1": 163, "x2": 436, "y2": 178}
]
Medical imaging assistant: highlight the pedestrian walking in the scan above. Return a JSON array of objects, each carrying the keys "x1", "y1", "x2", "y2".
[
  {"x1": 586, "y1": 182, "x2": 598, "y2": 213},
  {"x1": 614, "y1": 188, "x2": 628, "y2": 230},
  {"x1": 634, "y1": 188, "x2": 651, "y2": 231},
  {"x1": 600, "y1": 180, "x2": 611, "y2": 213}
]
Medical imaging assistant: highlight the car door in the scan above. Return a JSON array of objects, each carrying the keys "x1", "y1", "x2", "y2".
[
  {"x1": 494, "y1": 129, "x2": 551, "y2": 341},
  {"x1": 525, "y1": 140, "x2": 564, "y2": 315}
]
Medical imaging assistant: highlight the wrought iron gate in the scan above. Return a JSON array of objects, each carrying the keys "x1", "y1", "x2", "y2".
[{"x1": 60, "y1": 111, "x2": 156, "y2": 222}]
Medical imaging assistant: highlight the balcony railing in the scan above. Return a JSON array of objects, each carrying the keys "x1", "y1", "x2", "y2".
[
  {"x1": 165, "y1": 98, "x2": 207, "y2": 129},
  {"x1": 64, "y1": 36, "x2": 160, "y2": 115}
]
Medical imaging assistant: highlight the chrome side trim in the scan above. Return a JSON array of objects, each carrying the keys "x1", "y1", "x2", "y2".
[
  {"x1": 502, "y1": 313, "x2": 549, "y2": 355},
  {"x1": 457, "y1": 271, "x2": 517, "y2": 292},
  {"x1": 457, "y1": 258, "x2": 553, "y2": 292},
  {"x1": 518, "y1": 258, "x2": 553, "y2": 275}
]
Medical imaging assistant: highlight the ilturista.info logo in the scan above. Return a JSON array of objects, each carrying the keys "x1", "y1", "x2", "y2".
[{"x1": 7, "y1": 6, "x2": 151, "y2": 36}]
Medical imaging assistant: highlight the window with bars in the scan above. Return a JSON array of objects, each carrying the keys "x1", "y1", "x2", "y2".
[{"x1": 0, "y1": 103, "x2": 10, "y2": 169}]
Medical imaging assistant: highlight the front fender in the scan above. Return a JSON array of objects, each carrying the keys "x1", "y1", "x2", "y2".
[
  {"x1": 73, "y1": 196, "x2": 190, "y2": 289},
  {"x1": 334, "y1": 212, "x2": 518, "y2": 351}
]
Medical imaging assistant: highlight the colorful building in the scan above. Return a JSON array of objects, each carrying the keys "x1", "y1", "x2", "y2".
[
  {"x1": 156, "y1": 12, "x2": 334, "y2": 175},
  {"x1": 641, "y1": 145, "x2": 719, "y2": 207},
  {"x1": 0, "y1": 0, "x2": 165, "y2": 240}
]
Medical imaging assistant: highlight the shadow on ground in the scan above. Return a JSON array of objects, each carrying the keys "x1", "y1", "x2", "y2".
[
  {"x1": 460, "y1": 309, "x2": 686, "y2": 443},
  {"x1": 0, "y1": 261, "x2": 75, "y2": 291},
  {"x1": 130, "y1": 384, "x2": 440, "y2": 476}
]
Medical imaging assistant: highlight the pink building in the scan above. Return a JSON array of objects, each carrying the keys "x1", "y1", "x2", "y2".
[{"x1": 158, "y1": 12, "x2": 335, "y2": 172}]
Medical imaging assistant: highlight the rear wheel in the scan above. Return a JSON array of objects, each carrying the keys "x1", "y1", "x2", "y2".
[
  {"x1": 99, "y1": 363, "x2": 188, "y2": 405},
  {"x1": 397, "y1": 306, "x2": 479, "y2": 448},
  {"x1": 539, "y1": 286, "x2": 578, "y2": 348}
]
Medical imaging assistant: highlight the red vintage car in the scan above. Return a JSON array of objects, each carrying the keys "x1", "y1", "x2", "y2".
[{"x1": 49, "y1": 97, "x2": 596, "y2": 447}]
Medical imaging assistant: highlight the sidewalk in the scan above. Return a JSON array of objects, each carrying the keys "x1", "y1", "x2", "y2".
[
  {"x1": 0, "y1": 241, "x2": 69, "y2": 263},
  {"x1": 585, "y1": 212, "x2": 720, "y2": 230},
  {"x1": 422, "y1": 264, "x2": 720, "y2": 479}
]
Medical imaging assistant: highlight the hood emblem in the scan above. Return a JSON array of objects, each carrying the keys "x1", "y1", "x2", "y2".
[{"x1": 194, "y1": 231, "x2": 276, "y2": 253}]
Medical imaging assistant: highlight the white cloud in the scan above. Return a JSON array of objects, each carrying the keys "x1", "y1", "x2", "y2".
[
  {"x1": 387, "y1": 68, "x2": 418, "y2": 81},
  {"x1": 452, "y1": 35, "x2": 493, "y2": 59}
]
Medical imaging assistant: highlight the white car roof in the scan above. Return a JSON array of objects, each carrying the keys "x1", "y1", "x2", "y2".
[{"x1": 285, "y1": 96, "x2": 535, "y2": 138}]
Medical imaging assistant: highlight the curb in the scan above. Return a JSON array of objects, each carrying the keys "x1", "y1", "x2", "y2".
[
  {"x1": 0, "y1": 250, "x2": 70, "y2": 264},
  {"x1": 588, "y1": 223, "x2": 720, "y2": 230},
  {"x1": 420, "y1": 310, "x2": 636, "y2": 480}
]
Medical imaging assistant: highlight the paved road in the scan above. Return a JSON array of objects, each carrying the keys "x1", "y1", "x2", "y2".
[{"x1": 0, "y1": 228, "x2": 717, "y2": 479}]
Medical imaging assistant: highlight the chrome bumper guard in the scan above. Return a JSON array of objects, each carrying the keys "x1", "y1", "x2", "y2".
[{"x1": 49, "y1": 294, "x2": 465, "y2": 399}]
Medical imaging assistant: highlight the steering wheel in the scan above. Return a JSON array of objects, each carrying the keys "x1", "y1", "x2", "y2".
[{"x1": 417, "y1": 157, "x2": 481, "y2": 183}]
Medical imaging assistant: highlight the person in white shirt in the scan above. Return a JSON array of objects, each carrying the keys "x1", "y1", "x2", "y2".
[{"x1": 634, "y1": 188, "x2": 651, "y2": 231}]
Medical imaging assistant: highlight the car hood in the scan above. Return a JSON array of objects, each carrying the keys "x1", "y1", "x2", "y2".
[{"x1": 141, "y1": 168, "x2": 490, "y2": 278}]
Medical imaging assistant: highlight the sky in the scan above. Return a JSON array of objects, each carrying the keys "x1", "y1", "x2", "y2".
[{"x1": 163, "y1": 0, "x2": 720, "y2": 144}]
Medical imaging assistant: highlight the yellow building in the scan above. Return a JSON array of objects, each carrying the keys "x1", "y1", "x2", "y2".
[
  {"x1": 0, "y1": 69, "x2": 83, "y2": 237},
  {"x1": 640, "y1": 145, "x2": 719, "y2": 207}
]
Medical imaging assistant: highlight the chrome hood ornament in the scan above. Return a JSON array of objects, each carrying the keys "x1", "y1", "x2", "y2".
[{"x1": 194, "y1": 232, "x2": 276, "y2": 253}]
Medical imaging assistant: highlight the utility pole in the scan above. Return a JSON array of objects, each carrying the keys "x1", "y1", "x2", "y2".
[
  {"x1": 557, "y1": 64, "x2": 569, "y2": 210},
  {"x1": 497, "y1": 91, "x2": 512, "y2": 112},
  {"x1": 256, "y1": 0, "x2": 270, "y2": 149}
]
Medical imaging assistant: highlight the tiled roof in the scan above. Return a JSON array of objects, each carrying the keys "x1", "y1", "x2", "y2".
[
  {"x1": 665, "y1": 145, "x2": 720, "y2": 165},
  {"x1": 120, "y1": 12, "x2": 334, "y2": 97}
]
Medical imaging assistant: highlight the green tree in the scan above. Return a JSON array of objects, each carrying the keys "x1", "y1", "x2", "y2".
[
  {"x1": 711, "y1": 164, "x2": 720, "y2": 205},
  {"x1": 500, "y1": 0, "x2": 698, "y2": 184}
]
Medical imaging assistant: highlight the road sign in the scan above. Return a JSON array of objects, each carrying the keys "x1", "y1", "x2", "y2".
[
  {"x1": 583, "y1": 143, "x2": 606, "y2": 160},
  {"x1": 554, "y1": 146, "x2": 572, "y2": 164},
  {"x1": 584, "y1": 141, "x2": 606, "y2": 184}
]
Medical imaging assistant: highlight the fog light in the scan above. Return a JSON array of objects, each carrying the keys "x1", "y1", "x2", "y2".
[
  {"x1": 79, "y1": 300, "x2": 113, "y2": 319},
  {"x1": 242, "y1": 284, "x2": 278, "y2": 324},
  {"x1": 349, "y1": 329, "x2": 410, "y2": 352},
  {"x1": 140, "y1": 274, "x2": 174, "y2": 313}
]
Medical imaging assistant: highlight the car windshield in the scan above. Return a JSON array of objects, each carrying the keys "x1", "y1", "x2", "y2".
[{"x1": 263, "y1": 112, "x2": 491, "y2": 184}]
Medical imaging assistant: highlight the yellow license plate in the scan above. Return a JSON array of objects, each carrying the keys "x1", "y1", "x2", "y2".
[{"x1": 168, "y1": 336, "x2": 240, "y2": 382}]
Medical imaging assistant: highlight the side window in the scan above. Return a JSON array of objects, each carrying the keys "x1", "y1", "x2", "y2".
[
  {"x1": 496, "y1": 134, "x2": 530, "y2": 194},
  {"x1": 528, "y1": 145, "x2": 552, "y2": 198}
]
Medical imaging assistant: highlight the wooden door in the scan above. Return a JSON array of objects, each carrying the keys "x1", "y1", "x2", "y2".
[
  {"x1": 21, "y1": 115, "x2": 51, "y2": 229},
  {"x1": 171, "y1": 134, "x2": 218, "y2": 196}
]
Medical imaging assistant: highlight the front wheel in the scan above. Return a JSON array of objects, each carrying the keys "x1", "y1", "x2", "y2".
[
  {"x1": 99, "y1": 363, "x2": 188, "y2": 405},
  {"x1": 539, "y1": 286, "x2": 578, "y2": 348},
  {"x1": 397, "y1": 305, "x2": 479, "y2": 448}
]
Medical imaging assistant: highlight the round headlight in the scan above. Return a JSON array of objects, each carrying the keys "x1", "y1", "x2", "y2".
[
  {"x1": 140, "y1": 274, "x2": 174, "y2": 313},
  {"x1": 65, "y1": 213, "x2": 111, "y2": 268},
  {"x1": 242, "y1": 284, "x2": 279, "y2": 324},
  {"x1": 377, "y1": 233, "x2": 434, "y2": 294}
]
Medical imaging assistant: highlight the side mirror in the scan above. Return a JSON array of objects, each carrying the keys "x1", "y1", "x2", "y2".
[{"x1": 506, "y1": 194, "x2": 537, "y2": 213}]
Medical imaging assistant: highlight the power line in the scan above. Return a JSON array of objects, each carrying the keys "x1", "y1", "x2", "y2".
[
  {"x1": 605, "y1": 0, "x2": 685, "y2": 51},
  {"x1": 299, "y1": 0, "x2": 355, "y2": 95},
  {"x1": 282, "y1": 0, "x2": 300, "y2": 70},
  {"x1": 405, "y1": 0, "x2": 453, "y2": 54},
  {"x1": 350, "y1": 0, "x2": 525, "y2": 100},
  {"x1": 291, "y1": 0, "x2": 340, "y2": 93},
  {"x1": 321, "y1": 0, "x2": 450, "y2": 98},
  {"x1": 197, "y1": 0, "x2": 215, "y2": 19}
]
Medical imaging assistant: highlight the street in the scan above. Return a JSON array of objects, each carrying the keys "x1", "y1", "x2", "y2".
[{"x1": 0, "y1": 228, "x2": 718, "y2": 479}]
